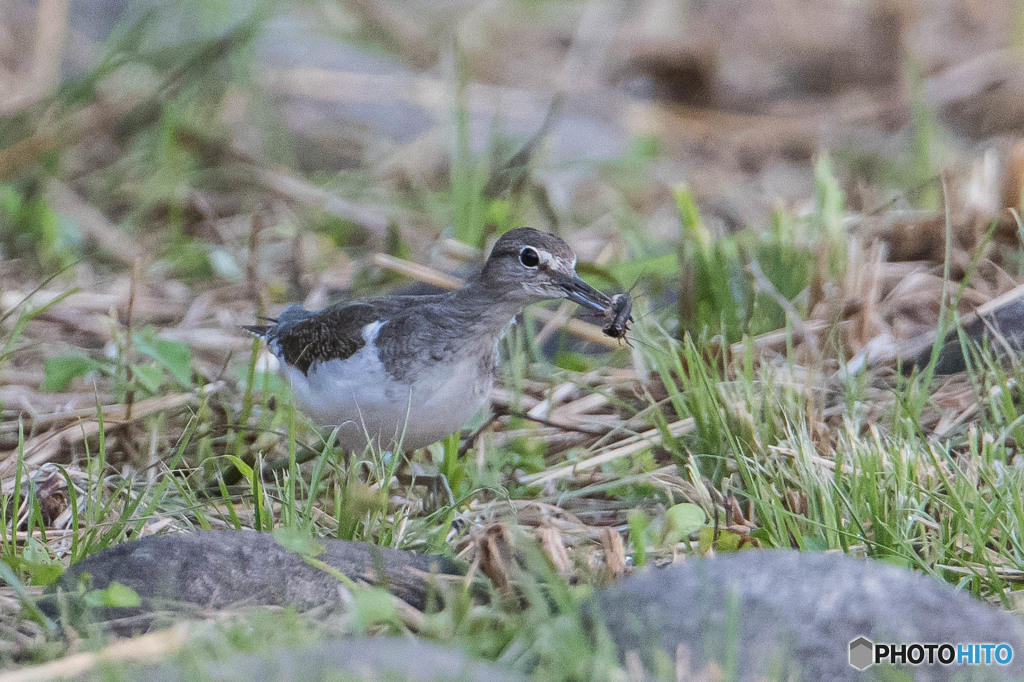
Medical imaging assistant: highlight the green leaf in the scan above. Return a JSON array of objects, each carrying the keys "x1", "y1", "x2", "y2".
[
  {"x1": 24, "y1": 562, "x2": 63, "y2": 586},
  {"x1": 134, "y1": 360, "x2": 167, "y2": 393},
  {"x1": 628, "y1": 511, "x2": 650, "y2": 567},
  {"x1": 168, "y1": 239, "x2": 215, "y2": 281},
  {"x1": 273, "y1": 526, "x2": 324, "y2": 558},
  {"x1": 553, "y1": 351, "x2": 590, "y2": 373},
  {"x1": 0, "y1": 185, "x2": 21, "y2": 215},
  {"x1": 106, "y1": 582, "x2": 142, "y2": 607},
  {"x1": 875, "y1": 553, "x2": 913, "y2": 569},
  {"x1": 675, "y1": 184, "x2": 709, "y2": 250},
  {"x1": 750, "y1": 528, "x2": 775, "y2": 547},
  {"x1": 83, "y1": 581, "x2": 141, "y2": 608},
  {"x1": 661, "y1": 503, "x2": 706, "y2": 546},
  {"x1": 813, "y1": 151, "x2": 845, "y2": 239},
  {"x1": 153, "y1": 339, "x2": 192, "y2": 385},
  {"x1": 630, "y1": 135, "x2": 661, "y2": 159},
  {"x1": 132, "y1": 364, "x2": 165, "y2": 393},
  {"x1": 16, "y1": 540, "x2": 64, "y2": 587},
  {"x1": 484, "y1": 198, "x2": 514, "y2": 232},
  {"x1": 223, "y1": 455, "x2": 253, "y2": 479},
  {"x1": 801, "y1": 534, "x2": 830, "y2": 552},
  {"x1": 22, "y1": 538, "x2": 54, "y2": 564},
  {"x1": 350, "y1": 587, "x2": 398, "y2": 630},
  {"x1": 135, "y1": 332, "x2": 192, "y2": 385},
  {"x1": 439, "y1": 432, "x2": 464, "y2": 497},
  {"x1": 41, "y1": 356, "x2": 100, "y2": 392},
  {"x1": 607, "y1": 252, "x2": 678, "y2": 285},
  {"x1": 698, "y1": 527, "x2": 745, "y2": 553},
  {"x1": 0, "y1": 560, "x2": 57, "y2": 631}
]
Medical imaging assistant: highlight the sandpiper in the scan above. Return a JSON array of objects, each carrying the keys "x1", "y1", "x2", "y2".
[{"x1": 244, "y1": 227, "x2": 613, "y2": 452}]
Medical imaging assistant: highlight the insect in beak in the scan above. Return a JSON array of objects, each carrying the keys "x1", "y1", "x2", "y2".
[{"x1": 602, "y1": 293, "x2": 634, "y2": 343}]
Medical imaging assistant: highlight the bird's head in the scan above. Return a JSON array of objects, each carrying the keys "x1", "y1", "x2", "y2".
[{"x1": 479, "y1": 227, "x2": 610, "y2": 313}]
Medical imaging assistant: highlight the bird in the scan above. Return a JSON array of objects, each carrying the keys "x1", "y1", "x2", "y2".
[{"x1": 244, "y1": 227, "x2": 613, "y2": 453}]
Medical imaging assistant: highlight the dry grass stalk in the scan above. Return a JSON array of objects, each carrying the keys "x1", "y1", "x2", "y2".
[
  {"x1": 469, "y1": 524, "x2": 515, "y2": 599},
  {"x1": 0, "y1": 289, "x2": 185, "y2": 321},
  {"x1": 0, "y1": 0, "x2": 67, "y2": 115},
  {"x1": 4, "y1": 623, "x2": 189, "y2": 682},
  {"x1": 43, "y1": 182, "x2": 145, "y2": 266},
  {"x1": 259, "y1": 68, "x2": 547, "y2": 123},
  {"x1": 537, "y1": 522, "x2": 573, "y2": 576},
  {"x1": 600, "y1": 527, "x2": 628, "y2": 582},
  {"x1": 0, "y1": 382, "x2": 224, "y2": 478},
  {"x1": 523, "y1": 418, "x2": 694, "y2": 486},
  {"x1": 371, "y1": 253, "x2": 463, "y2": 290},
  {"x1": 255, "y1": 166, "x2": 393, "y2": 236}
]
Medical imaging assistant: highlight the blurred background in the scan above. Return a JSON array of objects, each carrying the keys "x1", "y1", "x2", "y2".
[{"x1": 3, "y1": 0, "x2": 1024, "y2": 325}]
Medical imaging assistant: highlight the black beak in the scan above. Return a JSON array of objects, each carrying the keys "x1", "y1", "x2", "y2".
[{"x1": 557, "y1": 272, "x2": 611, "y2": 313}]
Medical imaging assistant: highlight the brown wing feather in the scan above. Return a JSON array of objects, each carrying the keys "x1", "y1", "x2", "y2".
[{"x1": 262, "y1": 303, "x2": 382, "y2": 375}]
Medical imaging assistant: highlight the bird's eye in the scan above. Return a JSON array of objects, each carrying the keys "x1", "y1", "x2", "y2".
[{"x1": 519, "y1": 247, "x2": 540, "y2": 268}]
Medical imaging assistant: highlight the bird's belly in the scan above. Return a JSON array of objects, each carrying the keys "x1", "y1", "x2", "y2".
[{"x1": 282, "y1": 347, "x2": 491, "y2": 452}]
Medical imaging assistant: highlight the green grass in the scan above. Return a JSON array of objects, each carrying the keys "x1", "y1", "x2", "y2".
[{"x1": 5, "y1": 176, "x2": 1023, "y2": 676}]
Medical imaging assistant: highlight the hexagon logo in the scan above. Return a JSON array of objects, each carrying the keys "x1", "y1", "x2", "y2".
[{"x1": 849, "y1": 636, "x2": 874, "y2": 670}]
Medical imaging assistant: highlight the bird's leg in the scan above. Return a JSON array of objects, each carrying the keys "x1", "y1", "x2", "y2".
[
  {"x1": 394, "y1": 454, "x2": 456, "y2": 511},
  {"x1": 425, "y1": 471, "x2": 455, "y2": 510}
]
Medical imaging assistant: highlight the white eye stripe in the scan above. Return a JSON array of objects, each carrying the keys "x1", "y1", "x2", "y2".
[{"x1": 551, "y1": 255, "x2": 574, "y2": 271}]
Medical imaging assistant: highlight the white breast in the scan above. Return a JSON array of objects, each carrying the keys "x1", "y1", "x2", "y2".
[{"x1": 279, "y1": 321, "x2": 491, "y2": 452}]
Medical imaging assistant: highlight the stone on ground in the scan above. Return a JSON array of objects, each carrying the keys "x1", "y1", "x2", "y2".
[{"x1": 595, "y1": 550, "x2": 1024, "y2": 681}]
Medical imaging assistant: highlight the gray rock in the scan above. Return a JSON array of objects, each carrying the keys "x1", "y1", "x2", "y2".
[
  {"x1": 52, "y1": 531, "x2": 461, "y2": 616},
  {"x1": 594, "y1": 550, "x2": 1024, "y2": 681},
  {"x1": 916, "y1": 299, "x2": 1024, "y2": 374},
  {"x1": 111, "y1": 637, "x2": 524, "y2": 682}
]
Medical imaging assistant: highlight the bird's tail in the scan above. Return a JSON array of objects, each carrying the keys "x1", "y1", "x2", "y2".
[
  {"x1": 241, "y1": 324, "x2": 272, "y2": 337},
  {"x1": 241, "y1": 315, "x2": 279, "y2": 338}
]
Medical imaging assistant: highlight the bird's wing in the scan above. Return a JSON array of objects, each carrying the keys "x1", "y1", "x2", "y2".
[{"x1": 261, "y1": 302, "x2": 382, "y2": 375}]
